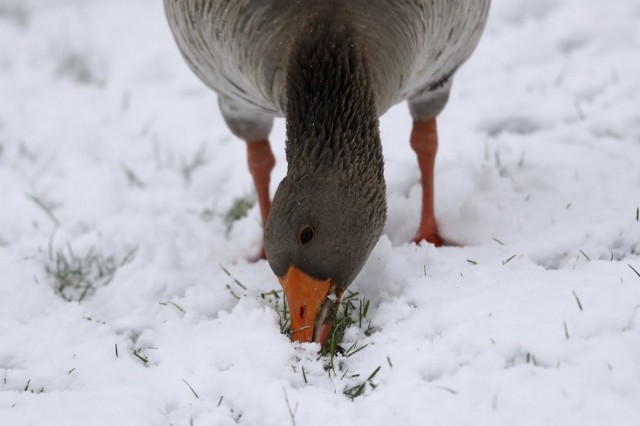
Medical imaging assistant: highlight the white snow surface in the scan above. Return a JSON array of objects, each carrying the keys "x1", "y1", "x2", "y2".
[{"x1": 1, "y1": 0, "x2": 640, "y2": 425}]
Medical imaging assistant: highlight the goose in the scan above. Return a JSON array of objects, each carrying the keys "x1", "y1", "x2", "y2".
[{"x1": 164, "y1": 0, "x2": 491, "y2": 344}]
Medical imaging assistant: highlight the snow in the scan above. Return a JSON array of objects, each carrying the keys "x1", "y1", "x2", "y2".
[{"x1": 1, "y1": 0, "x2": 639, "y2": 425}]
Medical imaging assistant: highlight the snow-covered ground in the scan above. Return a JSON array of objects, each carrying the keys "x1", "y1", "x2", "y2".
[{"x1": 1, "y1": 0, "x2": 639, "y2": 424}]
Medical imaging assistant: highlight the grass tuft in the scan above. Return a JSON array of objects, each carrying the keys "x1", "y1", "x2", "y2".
[
  {"x1": 55, "y1": 51, "x2": 105, "y2": 86},
  {"x1": 46, "y1": 244, "x2": 136, "y2": 302},
  {"x1": 343, "y1": 366, "x2": 381, "y2": 400},
  {"x1": 322, "y1": 292, "x2": 373, "y2": 373},
  {"x1": 262, "y1": 289, "x2": 291, "y2": 336},
  {"x1": 224, "y1": 193, "x2": 256, "y2": 234},
  {"x1": 181, "y1": 145, "x2": 208, "y2": 183},
  {"x1": 262, "y1": 288, "x2": 374, "y2": 367},
  {"x1": 20, "y1": 379, "x2": 45, "y2": 394},
  {"x1": 262, "y1": 288, "x2": 380, "y2": 399},
  {"x1": 132, "y1": 349, "x2": 149, "y2": 365}
]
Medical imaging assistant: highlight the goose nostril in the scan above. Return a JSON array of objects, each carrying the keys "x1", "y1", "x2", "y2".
[{"x1": 299, "y1": 306, "x2": 306, "y2": 321}]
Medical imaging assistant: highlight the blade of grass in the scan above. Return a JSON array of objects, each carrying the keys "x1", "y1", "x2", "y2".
[
  {"x1": 366, "y1": 366, "x2": 381, "y2": 382},
  {"x1": 283, "y1": 388, "x2": 298, "y2": 426},
  {"x1": 579, "y1": 250, "x2": 590, "y2": 261},
  {"x1": 571, "y1": 290, "x2": 583, "y2": 311},
  {"x1": 26, "y1": 194, "x2": 60, "y2": 226},
  {"x1": 133, "y1": 350, "x2": 148, "y2": 364},
  {"x1": 346, "y1": 344, "x2": 369, "y2": 358},
  {"x1": 434, "y1": 385, "x2": 457, "y2": 395},
  {"x1": 629, "y1": 264, "x2": 640, "y2": 279},
  {"x1": 182, "y1": 379, "x2": 199, "y2": 399},
  {"x1": 220, "y1": 264, "x2": 248, "y2": 290},
  {"x1": 343, "y1": 366, "x2": 381, "y2": 400},
  {"x1": 159, "y1": 301, "x2": 186, "y2": 314}
]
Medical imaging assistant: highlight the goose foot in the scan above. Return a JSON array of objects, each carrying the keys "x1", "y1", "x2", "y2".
[{"x1": 411, "y1": 231, "x2": 444, "y2": 247}]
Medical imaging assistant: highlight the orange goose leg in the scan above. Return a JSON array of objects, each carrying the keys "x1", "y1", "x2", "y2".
[
  {"x1": 246, "y1": 139, "x2": 276, "y2": 259},
  {"x1": 410, "y1": 118, "x2": 444, "y2": 247}
]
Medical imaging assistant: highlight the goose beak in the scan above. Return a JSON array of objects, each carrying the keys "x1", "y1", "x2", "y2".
[{"x1": 278, "y1": 265, "x2": 337, "y2": 345}]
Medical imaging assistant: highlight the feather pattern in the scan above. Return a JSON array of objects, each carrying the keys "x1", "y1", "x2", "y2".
[
  {"x1": 164, "y1": 0, "x2": 490, "y2": 117},
  {"x1": 284, "y1": 19, "x2": 383, "y2": 181}
]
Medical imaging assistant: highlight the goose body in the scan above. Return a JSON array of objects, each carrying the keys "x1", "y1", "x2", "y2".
[
  {"x1": 165, "y1": 0, "x2": 489, "y2": 122},
  {"x1": 164, "y1": 0, "x2": 490, "y2": 344}
]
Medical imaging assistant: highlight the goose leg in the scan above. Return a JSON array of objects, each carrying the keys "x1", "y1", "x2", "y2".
[
  {"x1": 246, "y1": 139, "x2": 275, "y2": 230},
  {"x1": 408, "y1": 79, "x2": 452, "y2": 246},
  {"x1": 218, "y1": 95, "x2": 275, "y2": 258},
  {"x1": 410, "y1": 118, "x2": 443, "y2": 246}
]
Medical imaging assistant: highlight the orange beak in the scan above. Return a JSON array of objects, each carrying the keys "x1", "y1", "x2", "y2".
[{"x1": 278, "y1": 265, "x2": 339, "y2": 345}]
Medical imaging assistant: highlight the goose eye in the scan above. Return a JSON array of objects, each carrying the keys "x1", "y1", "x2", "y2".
[{"x1": 297, "y1": 225, "x2": 315, "y2": 245}]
